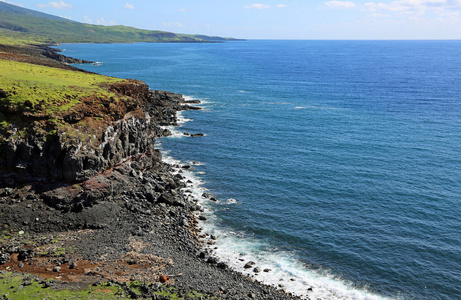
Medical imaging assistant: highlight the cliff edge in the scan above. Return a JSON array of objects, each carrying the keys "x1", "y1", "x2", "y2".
[
  {"x1": 0, "y1": 45, "x2": 296, "y2": 299},
  {"x1": 0, "y1": 80, "x2": 184, "y2": 185}
]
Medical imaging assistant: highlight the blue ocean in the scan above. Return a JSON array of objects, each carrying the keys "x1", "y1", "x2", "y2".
[{"x1": 61, "y1": 40, "x2": 461, "y2": 299}]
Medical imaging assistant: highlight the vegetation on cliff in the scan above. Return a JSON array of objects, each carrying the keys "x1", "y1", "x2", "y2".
[
  {"x1": 0, "y1": 52, "x2": 187, "y2": 184},
  {"x1": 0, "y1": 59, "x2": 123, "y2": 112},
  {"x1": 0, "y1": 58, "x2": 129, "y2": 140}
]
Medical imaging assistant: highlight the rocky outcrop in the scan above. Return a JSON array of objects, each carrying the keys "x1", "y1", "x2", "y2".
[
  {"x1": 0, "y1": 80, "x2": 198, "y2": 186},
  {"x1": 0, "y1": 44, "x2": 93, "y2": 72},
  {"x1": 40, "y1": 47, "x2": 94, "y2": 64}
]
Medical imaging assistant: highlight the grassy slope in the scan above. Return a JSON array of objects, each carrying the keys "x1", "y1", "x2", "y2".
[
  {"x1": 0, "y1": 11, "x2": 202, "y2": 44},
  {"x1": 0, "y1": 30, "x2": 42, "y2": 46},
  {"x1": 0, "y1": 2, "x2": 238, "y2": 45},
  {"x1": 0, "y1": 57, "x2": 130, "y2": 142},
  {"x1": 0, "y1": 1, "x2": 68, "y2": 21},
  {"x1": 0, "y1": 59, "x2": 122, "y2": 112}
]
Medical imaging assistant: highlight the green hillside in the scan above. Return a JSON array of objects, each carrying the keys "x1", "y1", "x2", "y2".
[
  {"x1": 0, "y1": 2, "x2": 238, "y2": 45},
  {"x1": 0, "y1": 1, "x2": 69, "y2": 21}
]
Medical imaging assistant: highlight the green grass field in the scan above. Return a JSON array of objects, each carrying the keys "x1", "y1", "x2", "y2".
[
  {"x1": 0, "y1": 272, "x2": 216, "y2": 299},
  {"x1": 0, "y1": 273, "x2": 122, "y2": 300},
  {"x1": 0, "y1": 58, "x2": 129, "y2": 141},
  {"x1": 0, "y1": 29, "x2": 45, "y2": 46},
  {"x1": 0, "y1": 59, "x2": 123, "y2": 113}
]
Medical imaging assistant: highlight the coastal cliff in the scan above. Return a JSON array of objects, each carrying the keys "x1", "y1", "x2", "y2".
[
  {"x1": 0, "y1": 48, "x2": 296, "y2": 299},
  {"x1": 0, "y1": 78, "x2": 196, "y2": 292},
  {"x1": 0, "y1": 80, "x2": 184, "y2": 185},
  {"x1": 0, "y1": 78, "x2": 200, "y2": 218}
]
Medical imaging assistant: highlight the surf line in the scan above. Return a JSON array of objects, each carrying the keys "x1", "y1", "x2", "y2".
[{"x1": 156, "y1": 94, "x2": 389, "y2": 300}]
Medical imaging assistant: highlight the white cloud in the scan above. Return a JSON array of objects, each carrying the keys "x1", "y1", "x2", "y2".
[
  {"x1": 325, "y1": 1, "x2": 357, "y2": 9},
  {"x1": 365, "y1": 1, "x2": 409, "y2": 12},
  {"x1": 276, "y1": 4, "x2": 288, "y2": 7},
  {"x1": 364, "y1": 0, "x2": 461, "y2": 14},
  {"x1": 369, "y1": 12, "x2": 393, "y2": 17},
  {"x1": 123, "y1": 3, "x2": 135, "y2": 10},
  {"x1": 245, "y1": 3, "x2": 271, "y2": 9},
  {"x1": 435, "y1": 9, "x2": 460, "y2": 16},
  {"x1": 96, "y1": 17, "x2": 116, "y2": 25},
  {"x1": 37, "y1": 0, "x2": 72, "y2": 9},
  {"x1": 83, "y1": 16, "x2": 115, "y2": 25}
]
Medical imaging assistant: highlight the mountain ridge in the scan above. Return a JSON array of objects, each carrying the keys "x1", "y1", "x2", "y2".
[{"x1": 0, "y1": 2, "x2": 242, "y2": 44}]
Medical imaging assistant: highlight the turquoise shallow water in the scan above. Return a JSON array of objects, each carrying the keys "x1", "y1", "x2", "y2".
[{"x1": 62, "y1": 40, "x2": 461, "y2": 299}]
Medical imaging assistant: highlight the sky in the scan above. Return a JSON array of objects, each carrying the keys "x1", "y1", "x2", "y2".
[{"x1": 2, "y1": 0, "x2": 461, "y2": 39}]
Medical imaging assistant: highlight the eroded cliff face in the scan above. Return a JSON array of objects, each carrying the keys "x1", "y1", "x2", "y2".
[{"x1": 0, "y1": 80, "x2": 188, "y2": 186}]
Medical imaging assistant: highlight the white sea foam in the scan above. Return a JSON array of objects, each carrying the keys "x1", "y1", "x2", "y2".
[
  {"x1": 155, "y1": 104, "x2": 391, "y2": 300},
  {"x1": 160, "y1": 125, "x2": 184, "y2": 138},
  {"x1": 158, "y1": 150, "x2": 390, "y2": 300},
  {"x1": 177, "y1": 111, "x2": 193, "y2": 124},
  {"x1": 183, "y1": 95, "x2": 213, "y2": 106},
  {"x1": 196, "y1": 211, "x2": 390, "y2": 300},
  {"x1": 159, "y1": 97, "x2": 212, "y2": 138},
  {"x1": 226, "y1": 198, "x2": 238, "y2": 204},
  {"x1": 159, "y1": 111, "x2": 193, "y2": 138},
  {"x1": 183, "y1": 95, "x2": 197, "y2": 102}
]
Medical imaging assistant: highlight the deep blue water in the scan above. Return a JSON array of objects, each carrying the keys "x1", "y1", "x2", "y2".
[{"x1": 62, "y1": 40, "x2": 461, "y2": 299}]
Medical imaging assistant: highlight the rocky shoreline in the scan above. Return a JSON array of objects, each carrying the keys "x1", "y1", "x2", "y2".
[{"x1": 0, "y1": 45, "x2": 299, "y2": 299}]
